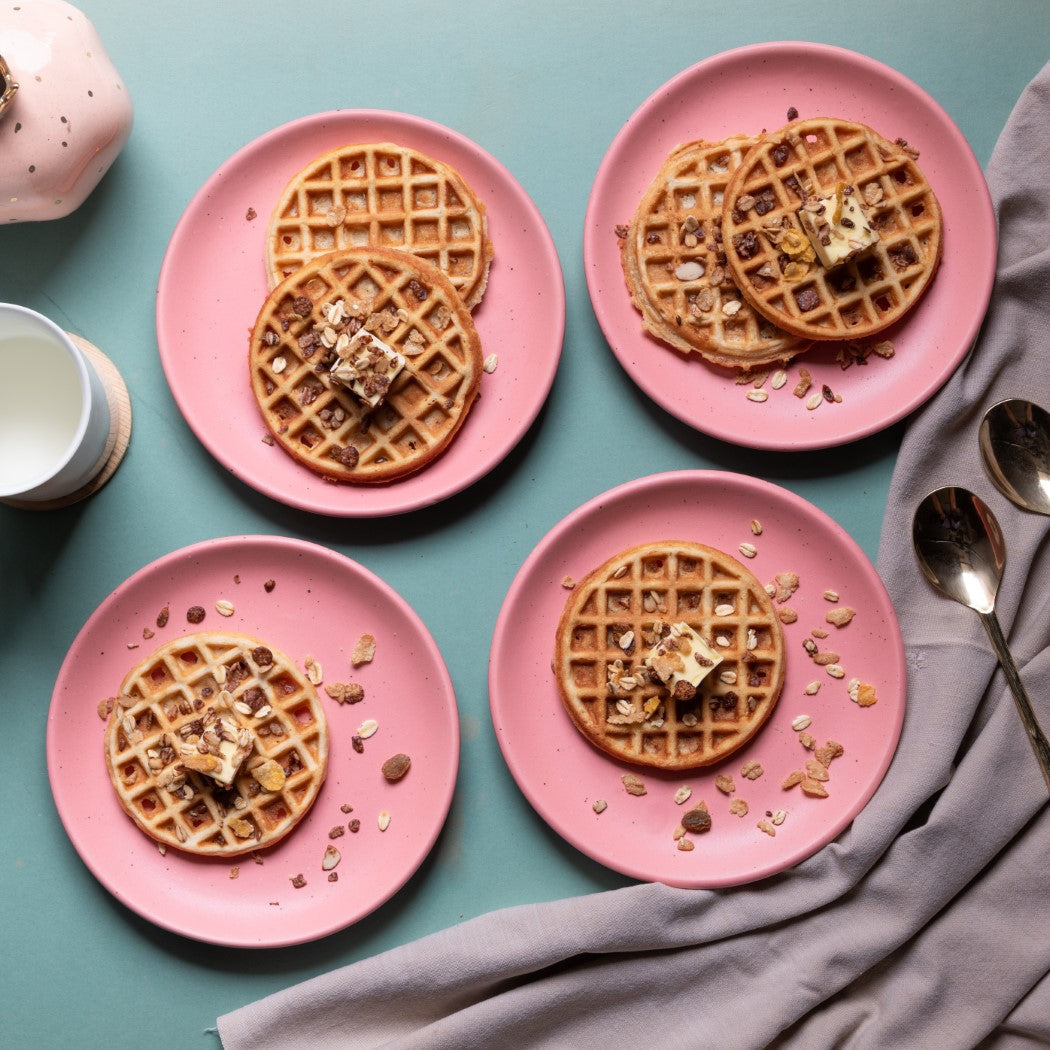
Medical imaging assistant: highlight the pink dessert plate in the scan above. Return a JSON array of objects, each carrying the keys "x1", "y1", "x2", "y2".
[
  {"x1": 47, "y1": 535, "x2": 458, "y2": 947},
  {"x1": 584, "y1": 42, "x2": 996, "y2": 451},
  {"x1": 490, "y1": 470, "x2": 905, "y2": 887},
  {"x1": 157, "y1": 110, "x2": 564, "y2": 516}
]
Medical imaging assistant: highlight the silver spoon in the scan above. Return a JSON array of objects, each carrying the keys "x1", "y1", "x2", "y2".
[
  {"x1": 913, "y1": 486, "x2": 1050, "y2": 792},
  {"x1": 979, "y1": 398, "x2": 1050, "y2": 514}
]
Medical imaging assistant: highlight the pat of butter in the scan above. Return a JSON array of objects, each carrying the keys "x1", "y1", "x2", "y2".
[
  {"x1": 181, "y1": 718, "x2": 254, "y2": 787},
  {"x1": 330, "y1": 331, "x2": 406, "y2": 408},
  {"x1": 643, "y1": 622, "x2": 722, "y2": 697},
  {"x1": 798, "y1": 184, "x2": 878, "y2": 268}
]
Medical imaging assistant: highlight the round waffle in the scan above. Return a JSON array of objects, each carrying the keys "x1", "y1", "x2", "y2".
[
  {"x1": 722, "y1": 117, "x2": 943, "y2": 341},
  {"x1": 621, "y1": 136, "x2": 808, "y2": 369},
  {"x1": 265, "y1": 141, "x2": 493, "y2": 310},
  {"x1": 104, "y1": 631, "x2": 328, "y2": 858},
  {"x1": 553, "y1": 541, "x2": 785, "y2": 771},
  {"x1": 249, "y1": 245, "x2": 484, "y2": 484}
]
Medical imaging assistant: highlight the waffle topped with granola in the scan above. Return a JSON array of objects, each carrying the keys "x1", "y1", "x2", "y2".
[
  {"x1": 265, "y1": 141, "x2": 493, "y2": 310},
  {"x1": 620, "y1": 135, "x2": 808, "y2": 369},
  {"x1": 553, "y1": 541, "x2": 785, "y2": 771},
  {"x1": 721, "y1": 117, "x2": 943, "y2": 341},
  {"x1": 103, "y1": 631, "x2": 328, "y2": 857},
  {"x1": 249, "y1": 245, "x2": 484, "y2": 484}
]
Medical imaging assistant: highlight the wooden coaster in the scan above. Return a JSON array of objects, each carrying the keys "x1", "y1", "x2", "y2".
[{"x1": 1, "y1": 334, "x2": 131, "y2": 510}]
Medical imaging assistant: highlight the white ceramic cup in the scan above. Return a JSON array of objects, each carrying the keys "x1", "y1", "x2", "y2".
[{"x1": 0, "y1": 303, "x2": 112, "y2": 502}]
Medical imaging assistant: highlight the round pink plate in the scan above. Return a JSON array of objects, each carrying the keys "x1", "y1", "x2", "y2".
[
  {"x1": 490, "y1": 471, "x2": 905, "y2": 887},
  {"x1": 157, "y1": 110, "x2": 564, "y2": 516},
  {"x1": 47, "y1": 536, "x2": 458, "y2": 947},
  {"x1": 584, "y1": 42, "x2": 996, "y2": 450}
]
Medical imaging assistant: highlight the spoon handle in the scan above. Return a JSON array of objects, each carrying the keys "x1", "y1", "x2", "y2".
[{"x1": 980, "y1": 611, "x2": 1050, "y2": 793}]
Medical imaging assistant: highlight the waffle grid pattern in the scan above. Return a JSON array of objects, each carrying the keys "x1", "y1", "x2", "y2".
[
  {"x1": 249, "y1": 246, "x2": 484, "y2": 484},
  {"x1": 622, "y1": 137, "x2": 807, "y2": 369},
  {"x1": 554, "y1": 542, "x2": 785, "y2": 771},
  {"x1": 266, "y1": 142, "x2": 493, "y2": 310},
  {"x1": 722, "y1": 118, "x2": 943, "y2": 340},
  {"x1": 104, "y1": 632, "x2": 328, "y2": 857}
]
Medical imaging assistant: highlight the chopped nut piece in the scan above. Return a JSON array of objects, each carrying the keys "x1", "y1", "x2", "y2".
[
  {"x1": 329, "y1": 825, "x2": 345, "y2": 839},
  {"x1": 483, "y1": 353, "x2": 498, "y2": 373},
  {"x1": 377, "y1": 810, "x2": 391, "y2": 831},
  {"x1": 290, "y1": 873, "x2": 306, "y2": 889},
  {"x1": 561, "y1": 575, "x2": 575, "y2": 589},
  {"x1": 771, "y1": 808, "x2": 787, "y2": 826},
  {"x1": 673, "y1": 785, "x2": 692, "y2": 806},
  {"x1": 304, "y1": 656, "x2": 323, "y2": 685},
  {"x1": 622, "y1": 773, "x2": 647, "y2": 797},
  {"x1": 740, "y1": 760, "x2": 764, "y2": 781},
  {"x1": 322, "y1": 845, "x2": 341, "y2": 871},
  {"x1": 592, "y1": 799, "x2": 608, "y2": 814},
  {"x1": 325, "y1": 681, "x2": 364, "y2": 705},
  {"x1": 714, "y1": 774, "x2": 735, "y2": 795},
  {"x1": 381, "y1": 753, "x2": 412, "y2": 782},
  {"x1": 352, "y1": 633, "x2": 377, "y2": 667}
]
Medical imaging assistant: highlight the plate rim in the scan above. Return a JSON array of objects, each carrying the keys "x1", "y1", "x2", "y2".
[
  {"x1": 46, "y1": 533, "x2": 460, "y2": 947},
  {"x1": 583, "y1": 41, "x2": 996, "y2": 451},
  {"x1": 156, "y1": 108, "x2": 565, "y2": 517},
  {"x1": 488, "y1": 468, "x2": 907, "y2": 886}
]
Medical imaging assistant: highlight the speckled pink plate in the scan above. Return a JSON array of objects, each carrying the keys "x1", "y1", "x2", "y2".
[
  {"x1": 584, "y1": 42, "x2": 995, "y2": 450},
  {"x1": 157, "y1": 110, "x2": 564, "y2": 516},
  {"x1": 47, "y1": 536, "x2": 458, "y2": 947},
  {"x1": 490, "y1": 471, "x2": 905, "y2": 887}
]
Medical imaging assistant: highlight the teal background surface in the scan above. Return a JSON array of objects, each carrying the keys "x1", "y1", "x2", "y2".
[{"x1": 1, "y1": 2, "x2": 1047, "y2": 1045}]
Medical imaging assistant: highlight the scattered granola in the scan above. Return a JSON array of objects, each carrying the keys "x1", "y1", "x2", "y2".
[
  {"x1": 377, "y1": 810, "x2": 391, "y2": 832},
  {"x1": 561, "y1": 575, "x2": 575, "y2": 589},
  {"x1": 622, "y1": 773, "x2": 647, "y2": 797},
  {"x1": 791, "y1": 714, "x2": 812, "y2": 732},
  {"x1": 773, "y1": 572, "x2": 800, "y2": 603},
  {"x1": 381, "y1": 753, "x2": 412, "y2": 782},
  {"x1": 848, "y1": 678, "x2": 879, "y2": 707},
  {"x1": 673, "y1": 785, "x2": 692, "y2": 805},
  {"x1": 757, "y1": 819, "x2": 777, "y2": 837},
  {"x1": 329, "y1": 825, "x2": 345, "y2": 840},
  {"x1": 825, "y1": 606, "x2": 856, "y2": 628},
  {"x1": 156, "y1": 606, "x2": 170, "y2": 628},
  {"x1": 714, "y1": 775, "x2": 735, "y2": 795},
  {"x1": 803, "y1": 680, "x2": 821, "y2": 696},
  {"x1": 303, "y1": 655, "x2": 323, "y2": 685},
  {"x1": 778, "y1": 606, "x2": 798, "y2": 625},
  {"x1": 593, "y1": 799, "x2": 608, "y2": 814},
  {"x1": 215, "y1": 599, "x2": 235, "y2": 617},
  {"x1": 290, "y1": 873, "x2": 306, "y2": 889},
  {"x1": 352, "y1": 633, "x2": 376, "y2": 667},
  {"x1": 229, "y1": 866, "x2": 239, "y2": 879},
  {"x1": 728, "y1": 798, "x2": 749, "y2": 817},
  {"x1": 357, "y1": 718, "x2": 379, "y2": 739},
  {"x1": 322, "y1": 845, "x2": 341, "y2": 871},
  {"x1": 325, "y1": 681, "x2": 364, "y2": 705},
  {"x1": 676, "y1": 837, "x2": 696, "y2": 851},
  {"x1": 741, "y1": 760, "x2": 764, "y2": 781}
]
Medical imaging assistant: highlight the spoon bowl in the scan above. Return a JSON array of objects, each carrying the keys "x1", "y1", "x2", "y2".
[
  {"x1": 913, "y1": 485, "x2": 1050, "y2": 792},
  {"x1": 979, "y1": 398, "x2": 1050, "y2": 515}
]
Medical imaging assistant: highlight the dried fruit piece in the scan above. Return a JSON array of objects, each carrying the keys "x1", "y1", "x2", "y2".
[
  {"x1": 681, "y1": 803, "x2": 712, "y2": 834},
  {"x1": 251, "y1": 759, "x2": 286, "y2": 793},
  {"x1": 381, "y1": 753, "x2": 412, "y2": 782}
]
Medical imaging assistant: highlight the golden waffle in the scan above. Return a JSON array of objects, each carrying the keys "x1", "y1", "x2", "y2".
[
  {"x1": 553, "y1": 541, "x2": 785, "y2": 771},
  {"x1": 249, "y1": 246, "x2": 484, "y2": 484},
  {"x1": 621, "y1": 136, "x2": 808, "y2": 369},
  {"x1": 104, "y1": 631, "x2": 328, "y2": 858},
  {"x1": 265, "y1": 142, "x2": 493, "y2": 310},
  {"x1": 722, "y1": 117, "x2": 943, "y2": 341}
]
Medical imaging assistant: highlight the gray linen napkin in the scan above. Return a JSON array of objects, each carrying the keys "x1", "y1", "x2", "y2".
[{"x1": 218, "y1": 64, "x2": 1050, "y2": 1050}]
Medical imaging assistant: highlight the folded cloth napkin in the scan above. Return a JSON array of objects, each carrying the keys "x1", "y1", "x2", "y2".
[{"x1": 218, "y1": 65, "x2": 1050, "y2": 1050}]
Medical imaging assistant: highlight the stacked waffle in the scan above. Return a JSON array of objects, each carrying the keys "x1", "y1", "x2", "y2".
[
  {"x1": 251, "y1": 142, "x2": 493, "y2": 483},
  {"x1": 620, "y1": 117, "x2": 942, "y2": 371}
]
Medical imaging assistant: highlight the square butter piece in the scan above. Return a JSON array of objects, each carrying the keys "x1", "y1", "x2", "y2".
[{"x1": 798, "y1": 184, "x2": 878, "y2": 268}]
